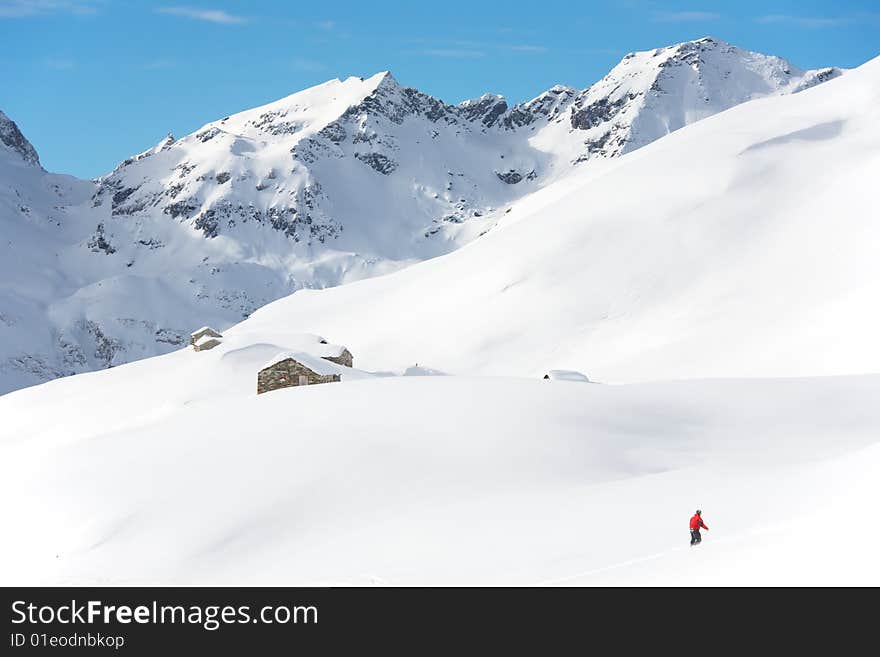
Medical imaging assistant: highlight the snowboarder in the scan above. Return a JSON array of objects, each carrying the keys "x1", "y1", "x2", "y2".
[{"x1": 689, "y1": 509, "x2": 709, "y2": 546}]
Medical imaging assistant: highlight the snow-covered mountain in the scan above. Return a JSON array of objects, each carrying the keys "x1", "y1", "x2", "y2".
[
  {"x1": 0, "y1": 38, "x2": 841, "y2": 394},
  {"x1": 237, "y1": 54, "x2": 878, "y2": 383},
  {"x1": 562, "y1": 37, "x2": 839, "y2": 161},
  {"x1": 1, "y1": 44, "x2": 878, "y2": 586}
]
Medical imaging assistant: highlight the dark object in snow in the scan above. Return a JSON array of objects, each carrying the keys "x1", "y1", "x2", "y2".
[
  {"x1": 87, "y1": 223, "x2": 116, "y2": 255},
  {"x1": 689, "y1": 510, "x2": 709, "y2": 546},
  {"x1": 354, "y1": 152, "x2": 398, "y2": 175},
  {"x1": 496, "y1": 169, "x2": 537, "y2": 184},
  {"x1": 543, "y1": 370, "x2": 590, "y2": 382}
]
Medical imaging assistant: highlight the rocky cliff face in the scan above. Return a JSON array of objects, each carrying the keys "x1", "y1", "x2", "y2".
[
  {"x1": 565, "y1": 37, "x2": 841, "y2": 161},
  {"x1": 0, "y1": 111, "x2": 41, "y2": 168},
  {"x1": 0, "y1": 38, "x2": 843, "y2": 394}
]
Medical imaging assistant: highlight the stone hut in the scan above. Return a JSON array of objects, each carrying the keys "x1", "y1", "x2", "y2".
[
  {"x1": 191, "y1": 326, "x2": 222, "y2": 346},
  {"x1": 257, "y1": 352, "x2": 342, "y2": 395},
  {"x1": 193, "y1": 335, "x2": 222, "y2": 352}
]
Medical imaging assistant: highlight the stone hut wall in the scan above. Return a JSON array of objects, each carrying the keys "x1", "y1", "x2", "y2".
[
  {"x1": 191, "y1": 327, "x2": 223, "y2": 345},
  {"x1": 322, "y1": 348, "x2": 353, "y2": 368},
  {"x1": 193, "y1": 337, "x2": 222, "y2": 352},
  {"x1": 257, "y1": 358, "x2": 341, "y2": 395}
]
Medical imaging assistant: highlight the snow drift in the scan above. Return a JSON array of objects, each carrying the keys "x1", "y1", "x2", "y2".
[{"x1": 1, "y1": 341, "x2": 878, "y2": 584}]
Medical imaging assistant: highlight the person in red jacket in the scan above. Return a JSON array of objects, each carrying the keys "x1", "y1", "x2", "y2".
[{"x1": 689, "y1": 510, "x2": 709, "y2": 546}]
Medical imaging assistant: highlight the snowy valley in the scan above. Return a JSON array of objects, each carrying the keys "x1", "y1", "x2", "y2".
[
  {"x1": 0, "y1": 37, "x2": 841, "y2": 394},
  {"x1": 1, "y1": 37, "x2": 879, "y2": 586}
]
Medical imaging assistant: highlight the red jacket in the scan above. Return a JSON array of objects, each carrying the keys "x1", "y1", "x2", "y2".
[{"x1": 689, "y1": 514, "x2": 708, "y2": 531}]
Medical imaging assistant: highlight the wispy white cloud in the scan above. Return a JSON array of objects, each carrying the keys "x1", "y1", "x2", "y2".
[
  {"x1": 421, "y1": 49, "x2": 485, "y2": 58},
  {"x1": 757, "y1": 14, "x2": 850, "y2": 28},
  {"x1": 0, "y1": 0, "x2": 101, "y2": 18},
  {"x1": 157, "y1": 6, "x2": 249, "y2": 25},
  {"x1": 654, "y1": 11, "x2": 720, "y2": 23},
  {"x1": 315, "y1": 19, "x2": 334, "y2": 30}
]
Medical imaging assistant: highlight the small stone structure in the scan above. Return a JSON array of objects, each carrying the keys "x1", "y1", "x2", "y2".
[
  {"x1": 190, "y1": 326, "x2": 222, "y2": 346},
  {"x1": 543, "y1": 369, "x2": 590, "y2": 382},
  {"x1": 257, "y1": 352, "x2": 342, "y2": 395},
  {"x1": 193, "y1": 336, "x2": 222, "y2": 352},
  {"x1": 322, "y1": 346, "x2": 353, "y2": 368}
]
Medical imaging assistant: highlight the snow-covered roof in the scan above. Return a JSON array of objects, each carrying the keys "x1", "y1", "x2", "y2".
[
  {"x1": 261, "y1": 351, "x2": 341, "y2": 377},
  {"x1": 321, "y1": 343, "x2": 347, "y2": 358},
  {"x1": 544, "y1": 370, "x2": 590, "y2": 382},
  {"x1": 258, "y1": 333, "x2": 347, "y2": 357},
  {"x1": 191, "y1": 326, "x2": 221, "y2": 337}
]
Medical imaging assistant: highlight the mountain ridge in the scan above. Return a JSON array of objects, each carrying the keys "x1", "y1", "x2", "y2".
[
  {"x1": 0, "y1": 37, "x2": 846, "y2": 394},
  {"x1": 0, "y1": 110, "x2": 42, "y2": 168}
]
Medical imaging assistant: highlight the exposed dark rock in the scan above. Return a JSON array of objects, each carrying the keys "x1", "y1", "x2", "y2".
[
  {"x1": 81, "y1": 320, "x2": 122, "y2": 368},
  {"x1": 174, "y1": 162, "x2": 196, "y2": 179},
  {"x1": 354, "y1": 152, "x2": 398, "y2": 174},
  {"x1": 112, "y1": 186, "x2": 137, "y2": 207},
  {"x1": 137, "y1": 238, "x2": 164, "y2": 249},
  {"x1": 458, "y1": 95, "x2": 509, "y2": 127},
  {"x1": 196, "y1": 127, "x2": 221, "y2": 142},
  {"x1": 194, "y1": 209, "x2": 220, "y2": 238},
  {"x1": 341, "y1": 74, "x2": 456, "y2": 126},
  {"x1": 318, "y1": 123, "x2": 347, "y2": 144},
  {"x1": 496, "y1": 169, "x2": 536, "y2": 184},
  {"x1": 87, "y1": 223, "x2": 116, "y2": 254},
  {"x1": 164, "y1": 199, "x2": 200, "y2": 220},
  {"x1": 0, "y1": 111, "x2": 41, "y2": 167},
  {"x1": 251, "y1": 110, "x2": 303, "y2": 136},
  {"x1": 496, "y1": 170, "x2": 523, "y2": 184},
  {"x1": 155, "y1": 328, "x2": 185, "y2": 345},
  {"x1": 570, "y1": 94, "x2": 630, "y2": 130},
  {"x1": 794, "y1": 67, "x2": 842, "y2": 93}
]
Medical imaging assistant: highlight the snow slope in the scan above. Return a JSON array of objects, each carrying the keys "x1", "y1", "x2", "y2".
[
  {"x1": 0, "y1": 338, "x2": 877, "y2": 584},
  {"x1": 0, "y1": 38, "x2": 840, "y2": 394},
  {"x1": 1, "y1": 55, "x2": 878, "y2": 585},
  {"x1": 235, "y1": 54, "x2": 880, "y2": 383}
]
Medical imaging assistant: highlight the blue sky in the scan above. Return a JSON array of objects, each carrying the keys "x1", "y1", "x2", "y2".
[{"x1": 2, "y1": 0, "x2": 878, "y2": 178}]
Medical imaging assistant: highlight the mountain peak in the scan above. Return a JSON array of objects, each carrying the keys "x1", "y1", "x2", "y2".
[
  {"x1": 0, "y1": 110, "x2": 41, "y2": 168},
  {"x1": 155, "y1": 133, "x2": 175, "y2": 150},
  {"x1": 353, "y1": 70, "x2": 399, "y2": 93},
  {"x1": 691, "y1": 35, "x2": 725, "y2": 46},
  {"x1": 457, "y1": 93, "x2": 509, "y2": 127}
]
